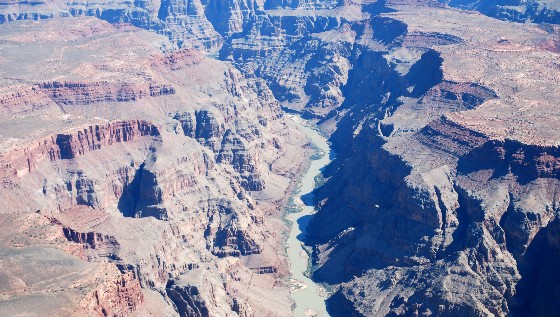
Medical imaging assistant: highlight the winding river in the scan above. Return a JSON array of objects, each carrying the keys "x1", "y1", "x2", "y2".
[{"x1": 287, "y1": 116, "x2": 334, "y2": 317}]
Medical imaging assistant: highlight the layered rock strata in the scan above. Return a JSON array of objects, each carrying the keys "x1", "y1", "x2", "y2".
[
  {"x1": 1, "y1": 0, "x2": 560, "y2": 316},
  {"x1": 0, "y1": 17, "x2": 307, "y2": 317}
]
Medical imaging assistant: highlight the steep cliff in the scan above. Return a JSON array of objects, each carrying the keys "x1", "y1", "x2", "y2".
[
  {"x1": 203, "y1": 0, "x2": 560, "y2": 315},
  {"x1": 437, "y1": 0, "x2": 560, "y2": 24},
  {"x1": 301, "y1": 3, "x2": 560, "y2": 316},
  {"x1": 0, "y1": 0, "x2": 223, "y2": 49},
  {"x1": 1, "y1": 0, "x2": 560, "y2": 316},
  {"x1": 0, "y1": 17, "x2": 307, "y2": 317}
]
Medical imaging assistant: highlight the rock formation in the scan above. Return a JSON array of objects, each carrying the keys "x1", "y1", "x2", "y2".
[{"x1": 0, "y1": 17, "x2": 307, "y2": 317}]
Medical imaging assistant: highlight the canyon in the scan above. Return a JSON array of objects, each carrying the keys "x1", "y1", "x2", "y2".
[{"x1": 0, "y1": 0, "x2": 559, "y2": 316}]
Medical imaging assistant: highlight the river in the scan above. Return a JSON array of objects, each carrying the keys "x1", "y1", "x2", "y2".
[{"x1": 286, "y1": 115, "x2": 334, "y2": 317}]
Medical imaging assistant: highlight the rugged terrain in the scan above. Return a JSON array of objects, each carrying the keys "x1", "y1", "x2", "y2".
[
  {"x1": 0, "y1": 0, "x2": 560, "y2": 316},
  {"x1": 0, "y1": 17, "x2": 310, "y2": 316}
]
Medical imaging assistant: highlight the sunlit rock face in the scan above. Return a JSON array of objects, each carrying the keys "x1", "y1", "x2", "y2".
[{"x1": 0, "y1": 17, "x2": 307, "y2": 317}]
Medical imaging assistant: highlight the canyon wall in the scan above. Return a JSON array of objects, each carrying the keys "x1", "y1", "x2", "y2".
[
  {"x1": 437, "y1": 0, "x2": 560, "y2": 24},
  {"x1": 211, "y1": 1, "x2": 560, "y2": 316},
  {"x1": 0, "y1": 17, "x2": 307, "y2": 317},
  {"x1": 1, "y1": 0, "x2": 560, "y2": 317}
]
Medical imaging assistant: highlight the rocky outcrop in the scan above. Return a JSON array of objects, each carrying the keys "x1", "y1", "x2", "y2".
[
  {"x1": 217, "y1": 130, "x2": 256, "y2": 174},
  {"x1": 213, "y1": 227, "x2": 261, "y2": 257},
  {"x1": 255, "y1": 2, "x2": 560, "y2": 315},
  {"x1": 38, "y1": 81, "x2": 175, "y2": 105},
  {"x1": 222, "y1": 11, "x2": 354, "y2": 117},
  {"x1": 402, "y1": 31, "x2": 463, "y2": 48},
  {"x1": 1, "y1": 120, "x2": 160, "y2": 179},
  {"x1": 175, "y1": 112, "x2": 265, "y2": 191},
  {"x1": 0, "y1": 87, "x2": 53, "y2": 115},
  {"x1": 416, "y1": 115, "x2": 489, "y2": 157},
  {"x1": 166, "y1": 282, "x2": 210, "y2": 317},
  {"x1": 3, "y1": 1, "x2": 559, "y2": 317},
  {"x1": 204, "y1": 0, "x2": 259, "y2": 36},
  {"x1": 0, "y1": 17, "x2": 306, "y2": 317},
  {"x1": 418, "y1": 81, "x2": 497, "y2": 112},
  {"x1": 459, "y1": 139, "x2": 560, "y2": 184},
  {"x1": 155, "y1": 0, "x2": 223, "y2": 49},
  {"x1": 63, "y1": 227, "x2": 119, "y2": 249},
  {"x1": 79, "y1": 269, "x2": 145, "y2": 317},
  {"x1": 174, "y1": 110, "x2": 225, "y2": 149},
  {"x1": 54, "y1": 121, "x2": 159, "y2": 159},
  {"x1": 62, "y1": 227, "x2": 120, "y2": 260}
]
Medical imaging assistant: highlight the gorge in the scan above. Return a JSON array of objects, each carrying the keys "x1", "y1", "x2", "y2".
[{"x1": 0, "y1": 0, "x2": 559, "y2": 317}]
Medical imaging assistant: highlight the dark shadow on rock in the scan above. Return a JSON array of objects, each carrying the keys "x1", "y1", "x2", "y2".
[
  {"x1": 457, "y1": 139, "x2": 560, "y2": 186},
  {"x1": 300, "y1": 192, "x2": 315, "y2": 207},
  {"x1": 405, "y1": 49, "x2": 444, "y2": 98},
  {"x1": 296, "y1": 215, "x2": 312, "y2": 242},
  {"x1": 326, "y1": 289, "x2": 365, "y2": 317},
  {"x1": 117, "y1": 162, "x2": 145, "y2": 217},
  {"x1": 509, "y1": 217, "x2": 560, "y2": 317}
]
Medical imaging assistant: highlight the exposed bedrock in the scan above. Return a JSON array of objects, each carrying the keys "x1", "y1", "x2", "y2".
[
  {"x1": 458, "y1": 139, "x2": 560, "y2": 185},
  {"x1": 293, "y1": 8, "x2": 560, "y2": 313},
  {"x1": 0, "y1": 17, "x2": 308, "y2": 317},
  {"x1": 63, "y1": 227, "x2": 119, "y2": 250},
  {"x1": 309, "y1": 114, "x2": 560, "y2": 316},
  {"x1": 118, "y1": 163, "x2": 167, "y2": 220},
  {"x1": 509, "y1": 217, "x2": 560, "y2": 317},
  {"x1": 38, "y1": 81, "x2": 175, "y2": 105},
  {"x1": 166, "y1": 282, "x2": 210, "y2": 317},
  {"x1": 2, "y1": 1, "x2": 560, "y2": 316},
  {"x1": 204, "y1": 0, "x2": 260, "y2": 36},
  {"x1": 0, "y1": 0, "x2": 223, "y2": 50},
  {"x1": 437, "y1": 0, "x2": 560, "y2": 25},
  {"x1": 309, "y1": 125, "x2": 427, "y2": 283},
  {"x1": 175, "y1": 110, "x2": 226, "y2": 148},
  {"x1": 2, "y1": 119, "x2": 160, "y2": 175},
  {"x1": 79, "y1": 269, "x2": 145, "y2": 317},
  {"x1": 212, "y1": 226, "x2": 262, "y2": 257},
  {"x1": 222, "y1": 9, "x2": 421, "y2": 119}
]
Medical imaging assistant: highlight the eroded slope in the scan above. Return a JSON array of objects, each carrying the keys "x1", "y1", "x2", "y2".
[{"x1": 0, "y1": 17, "x2": 308, "y2": 317}]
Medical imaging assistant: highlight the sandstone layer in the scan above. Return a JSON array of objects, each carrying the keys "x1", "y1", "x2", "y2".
[{"x1": 0, "y1": 17, "x2": 309, "y2": 317}]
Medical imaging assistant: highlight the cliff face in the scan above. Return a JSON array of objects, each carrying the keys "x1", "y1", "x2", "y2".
[
  {"x1": 0, "y1": 18, "x2": 307, "y2": 317},
  {"x1": 437, "y1": 0, "x2": 560, "y2": 24},
  {"x1": 38, "y1": 82, "x2": 176, "y2": 105},
  {"x1": 299, "y1": 3, "x2": 560, "y2": 316},
  {"x1": 3, "y1": 120, "x2": 160, "y2": 176},
  {"x1": 0, "y1": 0, "x2": 222, "y2": 50},
  {"x1": 1, "y1": 1, "x2": 560, "y2": 317},
  {"x1": 204, "y1": 0, "x2": 560, "y2": 315},
  {"x1": 0, "y1": 0, "x2": 272, "y2": 50}
]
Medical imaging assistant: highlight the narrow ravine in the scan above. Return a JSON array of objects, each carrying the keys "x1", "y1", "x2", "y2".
[{"x1": 287, "y1": 115, "x2": 334, "y2": 317}]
